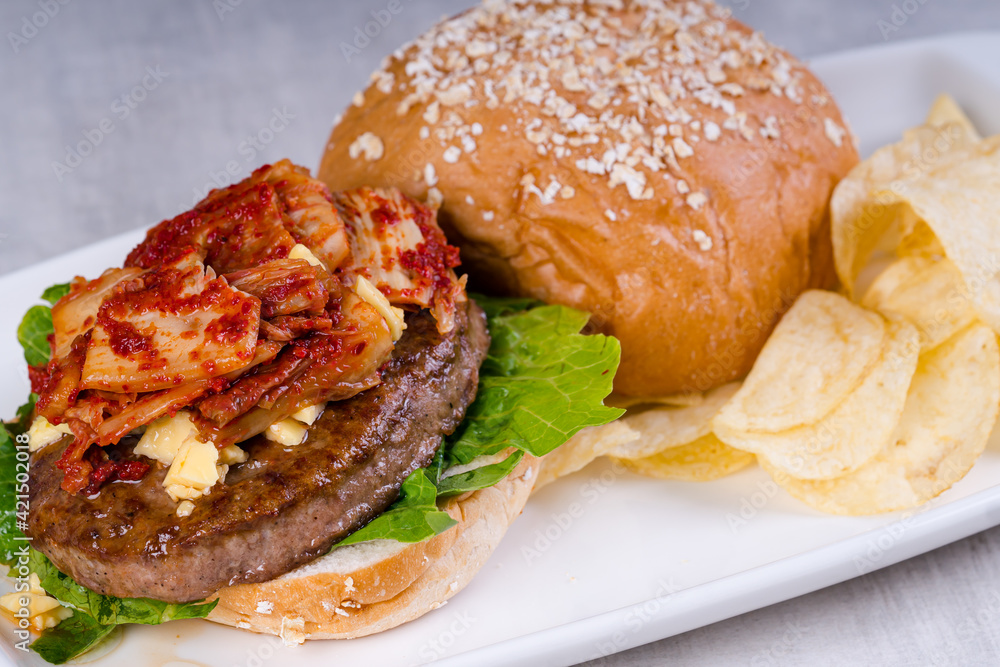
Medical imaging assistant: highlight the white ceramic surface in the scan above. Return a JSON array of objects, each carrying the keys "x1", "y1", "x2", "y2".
[{"x1": 2, "y1": 31, "x2": 1000, "y2": 667}]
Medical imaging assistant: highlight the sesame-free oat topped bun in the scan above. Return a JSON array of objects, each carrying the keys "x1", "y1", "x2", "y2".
[{"x1": 320, "y1": 0, "x2": 859, "y2": 397}]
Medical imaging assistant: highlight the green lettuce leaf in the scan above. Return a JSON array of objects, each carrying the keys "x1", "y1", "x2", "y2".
[
  {"x1": 30, "y1": 612, "x2": 116, "y2": 665},
  {"x1": 0, "y1": 426, "x2": 24, "y2": 566},
  {"x1": 17, "y1": 305, "x2": 54, "y2": 367},
  {"x1": 40, "y1": 283, "x2": 71, "y2": 306},
  {"x1": 17, "y1": 283, "x2": 67, "y2": 366},
  {"x1": 435, "y1": 450, "x2": 525, "y2": 497},
  {"x1": 28, "y1": 550, "x2": 217, "y2": 625},
  {"x1": 474, "y1": 295, "x2": 543, "y2": 318},
  {"x1": 0, "y1": 395, "x2": 35, "y2": 565},
  {"x1": 427, "y1": 443, "x2": 448, "y2": 485},
  {"x1": 337, "y1": 469, "x2": 456, "y2": 546},
  {"x1": 445, "y1": 299, "x2": 623, "y2": 465}
]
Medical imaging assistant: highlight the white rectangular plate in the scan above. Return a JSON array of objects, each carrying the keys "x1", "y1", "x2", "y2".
[{"x1": 3, "y1": 31, "x2": 1000, "y2": 667}]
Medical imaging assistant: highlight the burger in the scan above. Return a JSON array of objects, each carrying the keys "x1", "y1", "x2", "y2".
[
  {"x1": 3, "y1": 0, "x2": 859, "y2": 660},
  {"x1": 6, "y1": 160, "x2": 621, "y2": 658}
]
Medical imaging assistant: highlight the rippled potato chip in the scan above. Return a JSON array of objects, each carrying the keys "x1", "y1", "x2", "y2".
[
  {"x1": 533, "y1": 421, "x2": 640, "y2": 491},
  {"x1": 862, "y1": 256, "x2": 978, "y2": 353},
  {"x1": 609, "y1": 383, "x2": 740, "y2": 460},
  {"x1": 862, "y1": 255, "x2": 934, "y2": 305},
  {"x1": 896, "y1": 218, "x2": 946, "y2": 259},
  {"x1": 766, "y1": 324, "x2": 1000, "y2": 514},
  {"x1": 926, "y1": 93, "x2": 981, "y2": 140},
  {"x1": 871, "y1": 136, "x2": 1000, "y2": 334},
  {"x1": 713, "y1": 291, "x2": 886, "y2": 435},
  {"x1": 716, "y1": 318, "x2": 920, "y2": 480},
  {"x1": 831, "y1": 122, "x2": 980, "y2": 297},
  {"x1": 613, "y1": 434, "x2": 755, "y2": 482}
]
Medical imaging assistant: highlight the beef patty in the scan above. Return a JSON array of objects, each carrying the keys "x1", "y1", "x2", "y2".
[{"x1": 26, "y1": 300, "x2": 489, "y2": 603}]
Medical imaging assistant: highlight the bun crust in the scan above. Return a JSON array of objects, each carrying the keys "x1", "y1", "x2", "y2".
[
  {"x1": 319, "y1": 0, "x2": 859, "y2": 396},
  {"x1": 206, "y1": 454, "x2": 538, "y2": 642}
]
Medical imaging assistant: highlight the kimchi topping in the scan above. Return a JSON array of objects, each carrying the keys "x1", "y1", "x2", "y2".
[{"x1": 29, "y1": 160, "x2": 465, "y2": 495}]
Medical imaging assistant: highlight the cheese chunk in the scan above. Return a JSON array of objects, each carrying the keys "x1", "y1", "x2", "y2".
[
  {"x1": 219, "y1": 443, "x2": 249, "y2": 465},
  {"x1": 289, "y1": 243, "x2": 324, "y2": 268},
  {"x1": 266, "y1": 419, "x2": 308, "y2": 447},
  {"x1": 136, "y1": 412, "x2": 232, "y2": 504},
  {"x1": 0, "y1": 575, "x2": 72, "y2": 632},
  {"x1": 261, "y1": 405, "x2": 322, "y2": 448},
  {"x1": 176, "y1": 500, "x2": 195, "y2": 518},
  {"x1": 134, "y1": 411, "x2": 198, "y2": 465},
  {"x1": 291, "y1": 403, "x2": 325, "y2": 425},
  {"x1": 355, "y1": 276, "x2": 406, "y2": 341},
  {"x1": 163, "y1": 438, "x2": 220, "y2": 502},
  {"x1": 27, "y1": 417, "x2": 73, "y2": 453}
]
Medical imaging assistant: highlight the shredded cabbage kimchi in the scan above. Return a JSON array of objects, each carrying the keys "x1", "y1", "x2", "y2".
[{"x1": 30, "y1": 160, "x2": 465, "y2": 494}]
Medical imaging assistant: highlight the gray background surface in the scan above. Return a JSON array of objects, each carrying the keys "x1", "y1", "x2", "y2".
[{"x1": 2, "y1": 1, "x2": 1000, "y2": 665}]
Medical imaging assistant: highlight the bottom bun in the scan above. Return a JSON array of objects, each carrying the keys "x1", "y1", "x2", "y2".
[{"x1": 206, "y1": 453, "x2": 539, "y2": 643}]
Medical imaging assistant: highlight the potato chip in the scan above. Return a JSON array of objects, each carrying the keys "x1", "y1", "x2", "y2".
[
  {"x1": 871, "y1": 135, "x2": 1000, "y2": 334},
  {"x1": 608, "y1": 383, "x2": 740, "y2": 460},
  {"x1": 715, "y1": 318, "x2": 920, "y2": 480},
  {"x1": 766, "y1": 324, "x2": 1000, "y2": 514},
  {"x1": 713, "y1": 291, "x2": 886, "y2": 434},
  {"x1": 861, "y1": 255, "x2": 934, "y2": 305},
  {"x1": 613, "y1": 434, "x2": 755, "y2": 482},
  {"x1": 533, "y1": 421, "x2": 640, "y2": 491},
  {"x1": 862, "y1": 256, "x2": 978, "y2": 352},
  {"x1": 896, "y1": 218, "x2": 945, "y2": 258},
  {"x1": 925, "y1": 93, "x2": 981, "y2": 140},
  {"x1": 831, "y1": 122, "x2": 980, "y2": 297}
]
